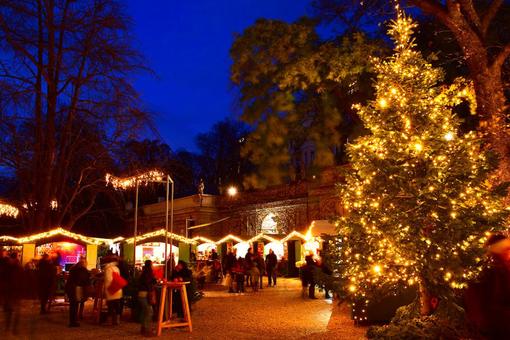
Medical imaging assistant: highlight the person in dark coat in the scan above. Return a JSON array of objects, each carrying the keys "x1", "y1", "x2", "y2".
[
  {"x1": 138, "y1": 260, "x2": 157, "y2": 337},
  {"x1": 38, "y1": 253, "x2": 57, "y2": 314},
  {"x1": 265, "y1": 249, "x2": 278, "y2": 287},
  {"x1": 222, "y1": 250, "x2": 236, "y2": 293},
  {"x1": 171, "y1": 260, "x2": 193, "y2": 319},
  {"x1": 65, "y1": 257, "x2": 90, "y2": 327},
  {"x1": 254, "y1": 252, "x2": 265, "y2": 290},
  {"x1": 465, "y1": 234, "x2": 510, "y2": 338},
  {"x1": 232, "y1": 257, "x2": 245, "y2": 293},
  {"x1": 3, "y1": 252, "x2": 23, "y2": 335},
  {"x1": 300, "y1": 255, "x2": 318, "y2": 299}
]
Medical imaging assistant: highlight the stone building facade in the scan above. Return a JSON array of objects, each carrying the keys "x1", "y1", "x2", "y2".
[{"x1": 129, "y1": 167, "x2": 344, "y2": 239}]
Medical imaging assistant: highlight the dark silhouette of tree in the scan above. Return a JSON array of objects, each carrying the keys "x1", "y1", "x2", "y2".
[
  {"x1": 0, "y1": 0, "x2": 149, "y2": 231},
  {"x1": 193, "y1": 118, "x2": 252, "y2": 194}
]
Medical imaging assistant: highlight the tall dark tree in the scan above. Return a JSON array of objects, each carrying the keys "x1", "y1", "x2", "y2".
[
  {"x1": 116, "y1": 139, "x2": 195, "y2": 198},
  {"x1": 194, "y1": 118, "x2": 251, "y2": 194},
  {"x1": 0, "y1": 0, "x2": 149, "y2": 231}
]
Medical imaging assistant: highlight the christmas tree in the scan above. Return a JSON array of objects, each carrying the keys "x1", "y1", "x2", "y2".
[{"x1": 337, "y1": 13, "x2": 509, "y2": 327}]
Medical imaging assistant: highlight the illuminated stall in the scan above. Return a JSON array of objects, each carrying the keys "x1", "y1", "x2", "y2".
[
  {"x1": 191, "y1": 236, "x2": 217, "y2": 260},
  {"x1": 0, "y1": 236, "x2": 23, "y2": 259},
  {"x1": 280, "y1": 230, "x2": 308, "y2": 277},
  {"x1": 15, "y1": 227, "x2": 110, "y2": 270},
  {"x1": 123, "y1": 229, "x2": 195, "y2": 267},
  {"x1": 247, "y1": 233, "x2": 280, "y2": 257},
  {"x1": 215, "y1": 234, "x2": 244, "y2": 257}
]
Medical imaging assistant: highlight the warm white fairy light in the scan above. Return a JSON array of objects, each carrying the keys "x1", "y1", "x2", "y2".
[
  {"x1": 16, "y1": 227, "x2": 109, "y2": 245},
  {"x1": 105, "y1": 170, "x2": 166, "y2": 190},
  {"x1": 215, "y1": 234, "x2": 245, "y2": 244},
  {"x1": 0, "y1": 203, "x2": 19, "y2": 218}
]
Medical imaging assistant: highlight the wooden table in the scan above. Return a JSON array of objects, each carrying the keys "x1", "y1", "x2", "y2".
[{"x1": 157, "y1": 281, "x2": 192, "y2": 336}]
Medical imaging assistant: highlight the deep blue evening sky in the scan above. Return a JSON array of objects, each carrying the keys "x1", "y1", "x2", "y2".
[{"x1": 125, "y1": 1, "x2": 309, "y2": 152}]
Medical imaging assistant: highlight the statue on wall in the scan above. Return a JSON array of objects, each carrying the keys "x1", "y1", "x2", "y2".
[{"x1": 197, "y1": 178, "x2": 205, "y2": 206}]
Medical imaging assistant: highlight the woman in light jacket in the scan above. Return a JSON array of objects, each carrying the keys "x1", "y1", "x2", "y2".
[{"x1": 103, "y1": 257, "x2": 123, "y2": 325}]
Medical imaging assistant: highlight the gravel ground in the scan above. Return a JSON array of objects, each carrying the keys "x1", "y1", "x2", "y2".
[{"x1": 1, "y1": 278, "x2": 366, "y2": 340}]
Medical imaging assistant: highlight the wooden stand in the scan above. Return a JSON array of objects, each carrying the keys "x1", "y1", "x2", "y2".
[
  {"x1": 93, "y1": 279, "x2": 107, "y2": 323},
  {"x1": 157, "y1": 281, "x2": 192, "y2": 336}
]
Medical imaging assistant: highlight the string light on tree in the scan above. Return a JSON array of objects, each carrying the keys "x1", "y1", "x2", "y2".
[
  {"x1": 334, "y1": 12, "x2": 508, "y2": 321},
  {"x1": 105, "y1": 170, "x2": 165, "y2": 190},
  {"x1": 0, "y1": 203, "x2": 19, "y2": 218}
]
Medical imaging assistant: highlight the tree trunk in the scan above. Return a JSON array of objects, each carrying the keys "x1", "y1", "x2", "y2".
[{"x1": 419, "y1": 278, "x2": 432, "y2": 316}]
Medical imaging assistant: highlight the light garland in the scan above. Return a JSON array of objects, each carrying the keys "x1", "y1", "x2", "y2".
[
  {"x1": 105, "y1": 170, "x2": 166, "y2": 190},
  {"x1": 0, "y1": 202, "x2": 20, "y2": 218},
  {"x1": 215, "y1": 234, "x2": 245, "y2": 245},
  {"x1": 246, "y1": 232, "x2": 280, "y2": 244},
  {"x1": 16, "y1": 227, "x2": 109, "y2": 245},
  {"x1": 124, "y1": 228, "x2": 195, "y2": 245},
  {"x1": 191, "y1": 236, "x2": 215, "y2": 244},
  {"x1": 280, "y1": 230, "x2": 307, "y2": 243},
  {"x1": 0, "y1": 235, "x2": 20, "y2": 243}
]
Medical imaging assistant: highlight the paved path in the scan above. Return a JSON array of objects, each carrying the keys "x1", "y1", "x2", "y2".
[{"x1": 1, "y1": 278, "x2": 366, "y2": 339}]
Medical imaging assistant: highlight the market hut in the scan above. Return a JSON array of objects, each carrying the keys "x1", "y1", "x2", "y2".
[
  {"x1": 191, "y1": 236, "x2": 217, "y2": 261},
  {"x1": 280, "y1": 230, "x2": 308, "y2": 276},
  {"x1": 246, "y1": 233, "x2": 280, "y2": 257},
  {"x1": 123, "y1": 229, "x2": 193, "y2": 266},
  {"x1": 0, "y1": 236, "x2": 22, "y2": 257},
  {"x1": 215, "y1": 234, "x2": 244, "y2": 257},
  {"x1": 16, "y1": 227, "x2": 109, "y2": 270}
]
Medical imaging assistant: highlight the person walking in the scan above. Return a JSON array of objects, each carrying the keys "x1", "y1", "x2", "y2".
[
  {"x1": 3, "y1": 252, "x2": 23, "y2": 335},
  {"x1": 138, "y1": 260, "x2": 157, "y2": 337},
  {"x1": 103, "y1": 256, "x2": 124, "y2": 326},
  {"x1": 37, "y1": 253, "x2": 57, "y2": 314},
  {"x1": 254, "y1": 252, "x2": 265, "y2": 290},
  {"x1": 171, "y1": 260, "x2": 193, "y2": 320},
  {"x1": 300, "y1": 255, "x2": 318, "y2": 299},
  {"x1": 65, "y1": 257, "x2": 90, "y2": 327},
  {"x1": 223, "y1": 250, "x2": 236, "y2": 293},
  {"x1": 265, "y1": 249, "x2": 278, "y2": 287}
]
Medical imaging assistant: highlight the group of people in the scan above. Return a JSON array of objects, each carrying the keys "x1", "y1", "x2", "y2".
[
  {"x1": 0, "y1": 249, "x2": 197, "y2": 338},
  {"x1": 0, "y1": 250, "x2": 66, "y2": 335},
  {"x1": 222, "y1": 248, "x2": 279, "y2": 293}
]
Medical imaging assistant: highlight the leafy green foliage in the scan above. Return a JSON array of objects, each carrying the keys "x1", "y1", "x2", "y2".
[{"x1": 230, "y1": 18, "x2": 383, "y2": 188}]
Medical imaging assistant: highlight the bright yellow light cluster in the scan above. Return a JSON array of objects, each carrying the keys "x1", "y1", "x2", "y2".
[
  {"x1": 0, "y1": 203, "x2": 19, "y2": 218},
  {"x1": 338, "y1": 13, "x2": 508, "y2": 312},
  {"x1": 105, "y1": 170, "x2": 166, "y2": 189}
]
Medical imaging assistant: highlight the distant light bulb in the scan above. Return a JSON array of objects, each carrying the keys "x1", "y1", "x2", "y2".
[
  {"x1": 227, "y1": 186, "x2": 238, "y2": 197},
  {"x1": 378, "y1": 98, "x2": 388, "y2": 108},
  {"x1": 414, "y1": 142, "x2": 423, "y2": 152},
  {"x1": 444, "y1": 132, "x2": 454, "y2": 141}
]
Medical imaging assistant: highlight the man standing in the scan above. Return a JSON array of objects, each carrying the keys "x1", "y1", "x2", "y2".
[
  {"x1": 38, "y1": 254, "x2": 57, "y2": 314},
  {"x1": 65, "y1": 257, "x2": 90, "y2": 327},
  {"x1": 265, "y1": 249, "x2": 278, "y2": 287}
]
